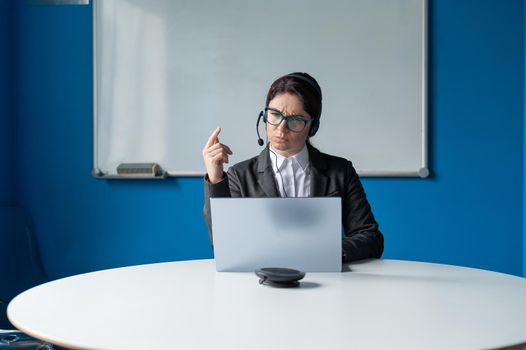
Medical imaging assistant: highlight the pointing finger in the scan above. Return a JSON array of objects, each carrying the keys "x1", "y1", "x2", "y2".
[{"x1": 205, "y1": 127, "x2": 221, "y2": 148}]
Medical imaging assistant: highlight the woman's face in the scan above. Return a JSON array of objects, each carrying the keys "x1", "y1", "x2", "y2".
[{"x1": 266, "y1": 93, "x2": 312, "y2": 157}]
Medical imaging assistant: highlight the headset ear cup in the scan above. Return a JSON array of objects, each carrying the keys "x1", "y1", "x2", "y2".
[{"x1": 309, "y1": 119, "x2": 319, "y2": 136}]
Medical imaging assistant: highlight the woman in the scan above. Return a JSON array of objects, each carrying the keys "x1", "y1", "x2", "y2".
[{"x1": 203, "y1": 72, "x2": 383, "y2": 262}]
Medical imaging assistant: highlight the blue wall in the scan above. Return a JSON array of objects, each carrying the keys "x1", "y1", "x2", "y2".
[
  {"x1": 0, "y1": 0, "x2": 14, "y2": 206},
  {"x1": 366, "y1": 0, "x2": 523, "y2": 275},
  {"x1": 7, "y1": 0, "x2": 525, "y2": 279}
]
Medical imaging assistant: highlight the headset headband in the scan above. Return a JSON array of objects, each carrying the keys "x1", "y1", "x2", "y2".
[{"x1": 282, "y1": 73, "x2": 322, "y2": 101}]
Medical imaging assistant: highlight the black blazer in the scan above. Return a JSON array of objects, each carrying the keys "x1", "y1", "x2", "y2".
[{"x1": 203, "y1": 144, "x2": 384, "y2": 262}]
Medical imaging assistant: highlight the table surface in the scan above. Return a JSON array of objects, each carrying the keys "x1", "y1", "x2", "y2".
[{"x1": 7, "y1": 259, "x2": 526, "y2": 350}]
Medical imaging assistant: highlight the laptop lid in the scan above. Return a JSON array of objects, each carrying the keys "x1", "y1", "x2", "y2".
[{"x1": 210, "y1": 197, "x2": 342, "y2": 272}]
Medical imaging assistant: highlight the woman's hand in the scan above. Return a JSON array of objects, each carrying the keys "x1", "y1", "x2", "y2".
[{"x1": 202, "y1": 127, "x2": 233, "y2": 184}]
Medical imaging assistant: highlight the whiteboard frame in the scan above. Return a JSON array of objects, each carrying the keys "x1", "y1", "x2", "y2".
[{"x1": 92, "y1": 0, "x2": 429, "y2": 179}]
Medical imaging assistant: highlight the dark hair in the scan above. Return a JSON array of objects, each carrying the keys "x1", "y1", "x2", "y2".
[{"x1": 265, "y1": 72, "x2": 323, "y2": 137}]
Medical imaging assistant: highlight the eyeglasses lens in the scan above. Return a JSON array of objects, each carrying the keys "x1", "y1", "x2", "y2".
[{"x1": 265, "y1": 109, "x2": 307, "y2": 132}]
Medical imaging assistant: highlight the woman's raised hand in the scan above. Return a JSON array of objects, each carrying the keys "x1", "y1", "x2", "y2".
[{"x1": 202, "y1": 127, "x2": 233, "y2": 184}]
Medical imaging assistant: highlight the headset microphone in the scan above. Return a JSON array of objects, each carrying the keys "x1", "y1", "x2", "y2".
[{"x1": 256, "y1": 111, "x2": 264, "y2": 146}]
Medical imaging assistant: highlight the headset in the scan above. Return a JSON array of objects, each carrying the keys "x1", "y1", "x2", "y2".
[{"x1": 256, "y1": 73, "x2": 322, "y2": 146}]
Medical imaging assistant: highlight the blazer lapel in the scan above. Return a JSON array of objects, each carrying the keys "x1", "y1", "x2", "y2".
[
  {"x1": 309, "y1": 144, "x2": 330, "y2": 197},
  {"x1": 256, "y1": 146, "x2": 280, "y2": 197}
]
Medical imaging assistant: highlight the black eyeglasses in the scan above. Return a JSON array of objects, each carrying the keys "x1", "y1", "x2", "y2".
[{"x1": 263, "y1": 108, "x2": 312, "y2": 132}]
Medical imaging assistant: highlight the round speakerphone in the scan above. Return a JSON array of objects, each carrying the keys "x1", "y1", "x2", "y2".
[{"x1": 255, "y1": 267, "x2": 306, "y2": 288}]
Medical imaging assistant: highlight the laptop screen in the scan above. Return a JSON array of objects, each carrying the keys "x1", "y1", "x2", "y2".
[{"x1": 210, "y1": 197, "x2": 342, "y2": 272}]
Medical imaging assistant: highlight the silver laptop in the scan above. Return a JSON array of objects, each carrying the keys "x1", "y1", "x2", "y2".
[{"x1": 210, "y1": 197, "x2": 342, "y2": 272}]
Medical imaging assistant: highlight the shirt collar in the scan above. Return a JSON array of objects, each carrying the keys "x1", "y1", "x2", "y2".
[{"x1": 269, "y1": 144, "x2": 310, "y2": 172}]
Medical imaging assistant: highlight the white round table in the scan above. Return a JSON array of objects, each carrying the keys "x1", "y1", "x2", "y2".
[{"x1": 7, "y1": 259, "x2": 526, "y2": 350}]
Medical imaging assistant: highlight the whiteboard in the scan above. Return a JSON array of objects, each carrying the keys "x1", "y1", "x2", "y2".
[{"x1": 93, "y1": 0, "x2": 428, "y2": 178}]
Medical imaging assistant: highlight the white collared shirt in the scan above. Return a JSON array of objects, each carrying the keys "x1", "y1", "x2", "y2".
[{"x1": 269, "y1": 145, "x2": 311, "y2": 197}]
